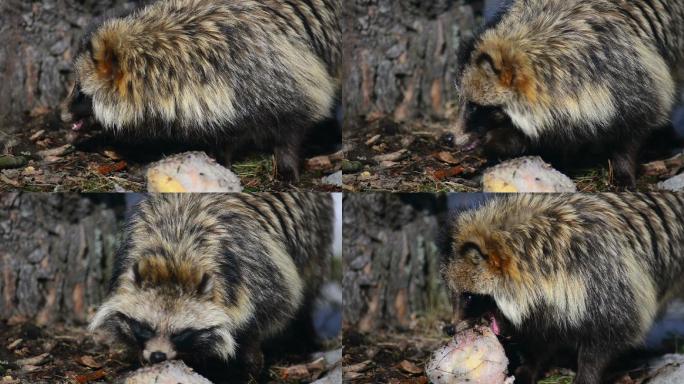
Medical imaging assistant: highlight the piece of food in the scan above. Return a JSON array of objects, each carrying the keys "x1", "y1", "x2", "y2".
[
  {"x1": 145, "y1": 151, "x2": 242, "y2": 192},
  {"x1": 426, "y1": 325, "x2": 513, "y2": 384},
  {"x1": 482, "y1": 156, "x2": 576, "y2": 192},
  {"x1": 120, "y1": 361, "x2": 212, "y2": 384}
]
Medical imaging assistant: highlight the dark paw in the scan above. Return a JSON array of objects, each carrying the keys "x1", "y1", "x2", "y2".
[
  {"x1": 275, "y1": 152, "x2": 301, "y2": 182},
  {"x1": 513, "y1": 364, "x2": 538, "y2": 384},
  {"x1": 276, "y1": 163, "x2": 300, "y2": 182},
  {"x1": 611, "y1": 165, "x2": 637, "y2": 189}
]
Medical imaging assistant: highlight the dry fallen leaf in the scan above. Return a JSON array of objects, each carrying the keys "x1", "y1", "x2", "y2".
[
  {"x1": 395, "y1": 377, "x2": 428, "y2": 384},
  {"x1": 365, "y1": 134, "x2": 381, "y2": 145},
  {"x1": 305, "y1": 357, "x2": 327, "y2": 373},
  {"x1": 642, "y1": 152, "x2": 684, "y2": 178},
  {"x1": 343, "y1": 360, "x2": 372, "y2": 374},
  {"x1": 38, "y1": 144, "x2": 74, "y2": 158},
  {"x1": 343, "y1": 371, "x2": 364, "y2": 380},
  {"x1": 6, "y1": 339, "x2": 22, "y2": 350},
  {"x1": 29, "y1": 106, "x2": 50, "y2": 117},
  {"x1": 77, "y1": 355, "x2": 103, "y2": 369},
  {"x1": 74, "y1": 369, "x2": 107, "y2": 384},
  {"x1": 275, "y1": 364, "x2": 310, "y2": 381},
  {"x1": 306, "y1": 155, "x2": 333, "y2": 171},
  {"x1": 97, "y1": 161, "x2": 127, "y2": 176},
  {"x1": 432, "y1": 151, "x2": 459, "y2": 165},
  {"x1": 328, "y1": 150, "x2": 345, "y2": 162},
  {"x1": 29, "y1": 130, "x2": 45, "y2": 141},
  {"x1": 0, "y1": 174, "x2": 21, "y2": 188},
  {"x1": 374, "y1": 149, "x2": 407, "y2": 162},
  {"x1": 15, "y1": 353, "x2": 51, "y2": 367},
  {"x1": 397, "y1": 360, "x2": 422, "y2": 375},
  {"x1": 431, "y1": 166, "x2": 465, "y2": 181},
  {"x1": 103, "y1": 149, "x2": 123, "y2": 160}
]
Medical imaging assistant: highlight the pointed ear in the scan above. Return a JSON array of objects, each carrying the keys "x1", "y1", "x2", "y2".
[
  {"x1": 477, "y1": 49, "x2": 519, "y2": 88},
  {"x1": 197, "y1": 273, "x2": 214, "y2": 297},
  {"x1": 93, "y1": 34, "x2": 122, "y2": 83},
  {"x1": 477, "y1": 41, "x2": 535, "y2": 101},
  {"x1": 476, "y1": 52, "x2": 500, "y2": 78}
]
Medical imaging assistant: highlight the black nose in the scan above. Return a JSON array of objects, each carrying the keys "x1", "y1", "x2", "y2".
[
  {"x1": 149, "y1": 351, "x2": 167, "y2": 364},
  {"x1": 443, "y1": 324, "x2": 456, "y2": 336}
]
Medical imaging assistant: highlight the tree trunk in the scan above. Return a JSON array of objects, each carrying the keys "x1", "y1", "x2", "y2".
[
  {"x1": 342, "y1": 0, "x2": 479, "y2": 130},
  {"x1": 0, "y1": 194, "x2": 122, "y2": 325},
  {"x1": 342, "y1": 193, "x2": 449, "y2": 332},
  {"x1": 0, "y1": 0, "x2": 145, "y2": 127}
]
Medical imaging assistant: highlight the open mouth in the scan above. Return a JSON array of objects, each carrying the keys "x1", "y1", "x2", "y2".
[
  {"x1": 449, "y1": 292, "x2": 503, "y2": 337},
  {"x1": 486, "y1": 312, "x2": 501, "y2": 336},
  {"x1": 72, "y1": 119, "x2": 85, "y2": 131}
]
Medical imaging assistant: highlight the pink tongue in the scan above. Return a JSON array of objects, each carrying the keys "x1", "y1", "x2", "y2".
[
  {"x1": 72, "y1": 120, "x2": 84, "y2": 131},
  {"x1": 489, "y1": 315, "x2": 500, "y2": 335}
]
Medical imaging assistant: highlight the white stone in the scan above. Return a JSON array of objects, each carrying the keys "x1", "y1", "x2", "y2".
[
  {"x1": 647, "y1": 354, "x2": 684, "y2": 384},
  {"x1": 658, "y1": 173, "x2": 684, "y2": 191}
]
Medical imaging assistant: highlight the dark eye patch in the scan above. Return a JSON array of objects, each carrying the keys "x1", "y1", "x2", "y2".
[
  {"x1": 476, "y1": 52, "x2": 500, "y2": 75},
  {"x1": 459, "y1": 242, "x2": 487, "y2": 263},
  {"x1": 114, "y1": 312, "x2": 155, "y2": 345},
  {"x1": 463, "y1": 102, "x2": 510, "y2": 135},
  {"x1": 459, "y1": 242, "x2": 482, "y2": 255},
  {"x1": 171, "y1": 327, "x2": 221, "y2": 352}
]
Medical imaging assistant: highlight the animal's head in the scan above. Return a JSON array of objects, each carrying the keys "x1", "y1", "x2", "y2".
[
  {"x1": 441, "y1": 202, "x2": 525, "y2": 333},
  {"x1": 61, "y1": 18, "x2": 145, "y2": 131},
  {"x1": 89, "y1": 256, "x2": 248, "y2": 366},
  {"x1": 456, "y1": 29, "x2": 544, "y2": 144}
]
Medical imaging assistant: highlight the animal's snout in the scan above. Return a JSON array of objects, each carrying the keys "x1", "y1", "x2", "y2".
[{"x1": 149, "y1": 351, "x2": 167, "y2": 364}]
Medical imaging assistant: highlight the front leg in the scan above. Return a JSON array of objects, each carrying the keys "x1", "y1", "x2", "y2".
[
  {"x1": 574, "y1": 344, "x2": 611, "y2": 384},
  {"x1": 482, "y1": 125, "x2": 531, "y2": 160},
  {"x1": 236, "y1": 337, "x2": 264, "y2": 380}
]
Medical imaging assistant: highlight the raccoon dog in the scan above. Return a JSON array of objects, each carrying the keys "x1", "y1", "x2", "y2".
[
  {"x1": 89, "y1": 193, "x2": 333, "y2": 378},
  {"x1": 442, "y1": 193, "x2": 684, "y2": 384},
  {"x1": 61, "y1": 0, "x2": 341, "y2": 181},
  {"x1": 456, "y1": 0, "x2": 684, "y2": 186}
]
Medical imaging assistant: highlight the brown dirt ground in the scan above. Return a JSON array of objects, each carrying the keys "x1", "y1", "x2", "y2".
[
  {"x1": 0, "y1": 321, "x2": 338, "y2": 384},
  {"x1": 342, "y1": 117, "x2": 680, "y2": 192},
  {"x1": 0, "y1": 110, "x2": 341, "y2": 192}
]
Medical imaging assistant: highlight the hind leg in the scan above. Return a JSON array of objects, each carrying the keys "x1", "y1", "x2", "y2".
[
  {"x1": 274, "y1": 130, "x2": 305, "y2": 182},
  {"x1": 610, "y1": 137, "x2": 640, "y2": 189},
  {"x1": 575, "y1": 344, "x2": 612, "y2": 384}
]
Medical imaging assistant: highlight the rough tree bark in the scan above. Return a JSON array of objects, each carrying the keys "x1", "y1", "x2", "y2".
[
  {"x1": 0, "y1": 194, "x2": 122, "y2": 325},
  {"x1": 342, "y1": 0, "x2": 480, "y2": 130},
  {"x1": 0, "y1": 0, "x2": 145, "y2": 128},
  {"x1": 342, "y1": 193, "x2": 450, "y2": 332}
]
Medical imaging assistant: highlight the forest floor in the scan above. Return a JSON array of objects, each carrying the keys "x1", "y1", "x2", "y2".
[
  {"x1": 0, "y1": 111, "x2": 342, "y2": 192},
  {"x1": 342, "y1": 318, "x2": 684, "y2": 384},
  {"x1": 342, "y1": 117, "x2": 684, "y2": 192},
  {"x1": 0, "y1": 321, "x2": 340, "y2": 384}
]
